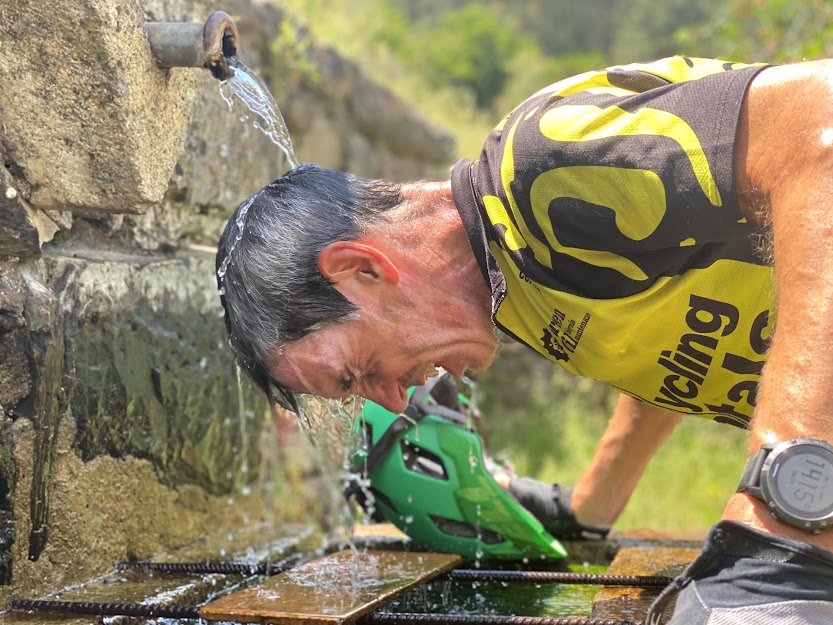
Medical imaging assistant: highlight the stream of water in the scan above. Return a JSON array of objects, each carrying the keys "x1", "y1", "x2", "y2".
[
  {"x1": 220, "y1": 57, "x2": 300, "y2": 170},
  {"x1": 218, "y1": 58, "x2": 366, "y2": 538}
]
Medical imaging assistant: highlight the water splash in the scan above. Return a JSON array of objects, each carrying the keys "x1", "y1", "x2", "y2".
[
  {"x1": 216, "y1": 194, "x2": 254, "y2": 282},
  {"x1": 295, "y1": 394, "x2": 366, "y2": 536},
  {"x1": 219, "y1": 57, "x2": 300, "y2": 170}
]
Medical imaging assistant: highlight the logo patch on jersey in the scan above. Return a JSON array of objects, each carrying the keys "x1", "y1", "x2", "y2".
[
  {"x1": 540, "y1": 308, "x2": 591, "y2": 363},
  {"x1": 541, "y1": 327, "x2": 569, "y2": 361}
]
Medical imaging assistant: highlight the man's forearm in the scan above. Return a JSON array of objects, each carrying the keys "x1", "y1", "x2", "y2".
[
  {"x1": 572, "y1": 393, "x2": 681, "y2": 527},
  {"x1": 725, "y1": 59, "x2": 833, "y2": 551}
]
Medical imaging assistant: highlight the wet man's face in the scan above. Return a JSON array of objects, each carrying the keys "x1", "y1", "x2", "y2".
[
  {"x1": 272, "y1": 181, "x2": 501, "y2": 412},
  {"x1": 271, "y1": 314, "x2": 500, "y2": 414}
]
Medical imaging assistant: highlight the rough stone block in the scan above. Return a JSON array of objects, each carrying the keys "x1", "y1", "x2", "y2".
[
  {"x1": 0, "y1": 0, "x2": 201, "y2": 213},
  {"x1": 164, "y1": 76, "x2": 291, "y2": 216},
  {"x1": 18, "y1": 250, "x2": 268, "y2": 494},
  {"x1": 0, "y1": 162, "x2": 67, "y2": 259},
  {"x1": 0, "y1": 271, "x2": 25, "y2": 336},
  {"x1": 0, "y1": 331, "x2": 32, "y2": 412}
]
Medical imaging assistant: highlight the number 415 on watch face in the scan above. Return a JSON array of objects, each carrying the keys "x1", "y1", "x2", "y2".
[{"x1": 762, "y1": 439, "x2": 833, "y2": 531}]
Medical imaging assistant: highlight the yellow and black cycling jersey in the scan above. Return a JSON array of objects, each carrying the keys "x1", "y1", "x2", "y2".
[{"x1": 451, "y1": 57, "x2": 773, "y2": 429}]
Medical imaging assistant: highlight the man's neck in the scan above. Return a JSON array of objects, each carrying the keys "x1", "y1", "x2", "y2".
[{"x1": 397, "y1": 180, "x2": 488, "y2": 288}]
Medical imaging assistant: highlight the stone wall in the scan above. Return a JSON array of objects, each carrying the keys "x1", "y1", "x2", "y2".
[{"x1": 0, "y1": 0, "x2": 455, "y2": 602}]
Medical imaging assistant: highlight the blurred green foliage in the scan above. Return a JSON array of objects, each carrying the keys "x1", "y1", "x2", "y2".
[
  {"x1": 280, "y1": 0, "x2": 833, "y2": 158},
  {"x1": 268, "y1": 19, "x2": 321, "y2": 84},
  {"x1": 278, "y1": 0, "x2": 833, "y2": 529},
  {"x1": 412, "y1": 6, "x2": 526, "y2": 108},
  {"x1": 676, "y1": 0, "x2": 833, "y2": 62}
]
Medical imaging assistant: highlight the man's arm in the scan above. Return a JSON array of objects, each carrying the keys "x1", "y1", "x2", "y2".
[
  {"x1": 725, "y1": 60, "x2": 833, "y2": 551},
  {"x1": 501, "y1": 394, "x2": 680, "y2": 534},
  {"x1": 571, "y1": 393, "x2": 682, "y2": 527}
]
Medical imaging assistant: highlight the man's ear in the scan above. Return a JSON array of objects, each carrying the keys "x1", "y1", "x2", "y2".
[{"x1": 318, "y1": 241, "x2": 400, "y2": 285}]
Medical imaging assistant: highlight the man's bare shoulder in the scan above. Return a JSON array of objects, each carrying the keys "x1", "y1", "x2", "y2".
[{"x1": 736, "y1": 59, "x2": 833, "y2": 221}]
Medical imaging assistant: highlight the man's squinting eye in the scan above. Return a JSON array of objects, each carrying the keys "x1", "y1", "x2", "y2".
[{"x1": 339, "y1": 372, "x2": 356, "y2": 393}]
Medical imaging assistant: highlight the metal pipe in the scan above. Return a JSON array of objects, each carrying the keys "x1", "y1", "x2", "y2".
[
  {"x1": 448, "y1": 569, "x2": 673, "y2": 587},
  {"x1": 6, "y1": 600, "x2": 637, "y2": 625},
  {"x1": 118, "y1": 552, "x2": 308, "y2": 576},
  {"x1": 6, "y1": 599, "x2": 200, "y2": 620},
  {"x1": 144, "y1": 11, "x2": 239, "y2": 81},
  {"x1": 363, "y1": 615, "x2": 637, "y2": 625}
]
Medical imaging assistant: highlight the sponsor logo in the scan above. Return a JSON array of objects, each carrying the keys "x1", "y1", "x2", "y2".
[
  {"x1": 652, "y1": 294, "x2": 771, "y2": 427},
  {"x1": 541, "y1": 308, "x2": 591, "y2": 363}
]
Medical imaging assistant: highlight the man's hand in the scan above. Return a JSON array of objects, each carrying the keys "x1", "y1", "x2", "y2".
[{"x1": 508, "y1": 476, "x2": 610, "y2": 540}]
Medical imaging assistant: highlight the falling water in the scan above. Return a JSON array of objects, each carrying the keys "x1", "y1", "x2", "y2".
[
  {"x1": 236, "y1": 364, "x2": 250, "y2": 479},
  {"x1": 295, "y1": 394, "x2": 366, "y2": 532},
  {"x1": 219, "y1": 57, "x2": 300, "y2": 170},
  {"x1": 215, "y1": 55, "x2": 370, "y2": 555}
]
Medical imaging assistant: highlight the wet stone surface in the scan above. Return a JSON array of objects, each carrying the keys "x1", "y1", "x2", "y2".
[
  {"x1": 0, "y1": 524, "x2": 708, "y2": 625},
  {"x1": 0, "y1": 443, "x2": 11, "y2": 586},
  {"x1": 199, "y1": 550, "x2": 462, "y2": 625},
  {"x1": 45, "y1": 251, "x2": 268, "y2": 495},
  {"x1": 591, "y1": 541, "x2": 702, "y2": 622},
  {"x1": 0, "y1": 249, "x2": 304, "y2": 602},
  {"x1": 0, "y1": 523, "x2": 321, "y2": 625}
]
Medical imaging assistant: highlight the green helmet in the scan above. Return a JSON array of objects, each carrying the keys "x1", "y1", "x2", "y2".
[{"x1": 348, "y1": 373, "x2": 566, "y2": 560}]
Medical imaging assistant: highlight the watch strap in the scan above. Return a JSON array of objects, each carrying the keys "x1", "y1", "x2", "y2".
[{"x1": 736, "y1": 445, "x2": 774, "y2": 500}]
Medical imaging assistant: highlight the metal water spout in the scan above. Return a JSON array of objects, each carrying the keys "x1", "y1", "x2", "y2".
[{"x1": 144, "y1": 11, "x2": 239, "y2": 81}]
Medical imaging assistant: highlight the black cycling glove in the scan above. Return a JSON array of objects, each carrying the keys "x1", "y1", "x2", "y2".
[{"x1": 508, "y1": 476, "x2": 610, "y2": 540}]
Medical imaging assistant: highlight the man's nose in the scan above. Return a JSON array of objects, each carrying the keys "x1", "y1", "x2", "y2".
[{"x1": 364, "y1": 379, "x2": 408, "y2": 414}]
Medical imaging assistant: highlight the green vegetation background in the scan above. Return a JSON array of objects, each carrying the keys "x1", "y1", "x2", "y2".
[{"x1": 278, "y1": 0, "x2": 833, "y2": 531}]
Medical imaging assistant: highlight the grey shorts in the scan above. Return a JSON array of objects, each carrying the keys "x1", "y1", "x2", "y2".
[{"x1": 647, "y1": 520, "x2": 833, "y2": 625}]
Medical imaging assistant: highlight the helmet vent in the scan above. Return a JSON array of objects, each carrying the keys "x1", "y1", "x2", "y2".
[
  {"x1": 429, "y1": 515, "x2": 505, "y2": 545},
  {"x1": 400, "y1": 440, "x2": 448, "y2": 480}
]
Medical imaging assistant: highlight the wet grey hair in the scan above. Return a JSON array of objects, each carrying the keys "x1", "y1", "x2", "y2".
[{"x1": 216, "y1": 164, "x2": 405, "y2": 408}]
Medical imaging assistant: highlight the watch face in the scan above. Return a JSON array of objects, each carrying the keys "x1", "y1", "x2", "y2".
[{"x1": 768, "y1": 444, "x2": 833, "y2": 521}]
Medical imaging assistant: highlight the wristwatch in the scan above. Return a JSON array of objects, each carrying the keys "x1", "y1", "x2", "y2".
[{"x1": 737, "y1": 438, "x2": 833, "y2": 532}]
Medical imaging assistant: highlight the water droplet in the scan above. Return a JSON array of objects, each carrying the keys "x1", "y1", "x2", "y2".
[{"x1": 217, "y1": 256, "x2": 230, "y2": 279}]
